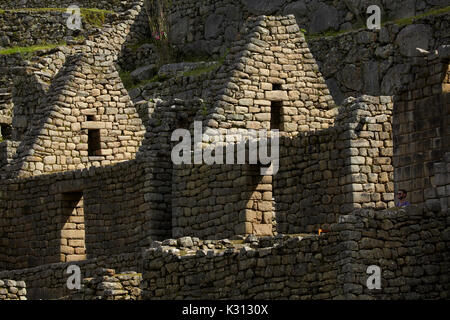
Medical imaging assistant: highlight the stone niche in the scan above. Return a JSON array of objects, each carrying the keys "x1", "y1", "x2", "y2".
[{"x1": 59, "y1": 192, "x2": 86, "y2": 262}]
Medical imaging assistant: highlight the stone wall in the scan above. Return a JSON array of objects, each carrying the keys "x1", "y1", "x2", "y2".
[
  {"x1": 138, "y1": 206, "x2": 449, "y2": 300},
  {"x1": 335, "y1": 208, "x2": 450, "y2": 299},
  {"x1": 0, "y1": 252, "x2": 140, "y2": 299},
  {"x1": 0, "y1": 10, "x2": 118, "y2": 48},
  {"x1": 276, "y1": 95, "x2": 395, "y2": 234},
  {"x1": 0, "y1": 2, "x2": 148, "y2": 179},
  {"x1": 173, "y1": 163, "x2": 275, "y2": 239},
  {"x1": 0, "y1": 159, "x2": 171, "y2": 270},
  {"x1": 308, "y1": 11, "x2": 450, "y2": 103},
  {"x1": 393, "y1": 47, "x2": 449, "y2": 205},
  {"x1": 0, "y1": 279, "x2": 27, "y2": 300},
  {"x1": 0, "y1": 0, "x2": 139, "y2": 12},
  {"x1": 166, "y1": 0, "x2": 449, "y2": 58},
  {"x1": 67, "y1": 268, "x2": 142, "y2": 300},
  {"x1": 1, "y1": 205, "x2": 448, "y2": 300}
]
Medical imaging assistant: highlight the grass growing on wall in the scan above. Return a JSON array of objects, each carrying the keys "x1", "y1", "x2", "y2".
[
  {"x1": 0, "y1": 43, "x2": 66, "y2": 55},
  {"x1": 0, "y1": 7, "x2": 114, "y2": 28},
  {"x1": 306, "y1": 5, "x2": 450, "y2": 40},
  {"x1": 392, "y1": 5, "x2": 450, "y2": 26}
]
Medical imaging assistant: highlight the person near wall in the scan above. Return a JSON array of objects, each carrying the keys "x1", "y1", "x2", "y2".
[{"x1": 396, "y1": 189, "x2": 410, "y2": 207}]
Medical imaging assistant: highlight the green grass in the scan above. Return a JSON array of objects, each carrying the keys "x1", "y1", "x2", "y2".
[
  {"x1": 0, "y1": 136, "x2": 3, "y2": 143},
  {"x1": 119, "y1": 71, "x2": 134, "y2": 90},
  {"x1": 0, "y1": 7, "x2": 114, "y2": 28},
  {"x1": 390, "y1": 5, "x2": 450, "y2": 26},
  {"x1": 0, "y1": 43, "x2": 66, "y2": 55}
]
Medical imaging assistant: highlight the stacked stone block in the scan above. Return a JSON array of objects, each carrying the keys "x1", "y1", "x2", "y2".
[
  {"x1": 275, "y1": 95, "x2": 395, "y2": 234},
  {"x1": 0, "y1": 279, "x2": 27, "y2": 300},
  {"x1": 393, "y1": 48, "x2": 450, "y2": 205},
  {"x1": 68, "y1": 268, "x2": 142, "y2": 300},
  {"x1": 165, "y1": 0, "x2": 449, "y2": 58},
  {"x1": 334, "y1": 208, "x2": 450, "y2": 299},
  {"x1": 0, "y1": 2, "x2": 147, "y2": 179},
  {"x1": 308, "y1": 12, "x2": 450, "y2": 102},
  {"x1": 0, "y1": 252, "x2": 139, "y2": 300},
  {"x1": 0, "y1": 10, "x2": 118, "y2": 48},
  {"x1": 0, "y1": 0, "x2": 140, "y2": 12}
]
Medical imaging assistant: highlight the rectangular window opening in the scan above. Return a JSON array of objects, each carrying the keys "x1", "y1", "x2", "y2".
[
  {"x1": 272, "y1": 83, "x2": 282, "y2": 90},
  {"x1": 270, "y1": 101, "x2": 283, "y2": 131},
  {"x1": 88, "y1": 129, "x2": 101, "y2": 156}
]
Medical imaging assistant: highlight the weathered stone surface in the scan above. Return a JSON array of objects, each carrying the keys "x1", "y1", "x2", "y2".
[
  {"x1": 130, "y1": 65, "x2": 156, "y2": 81},
  {"x1": 241, "y1": 0, "x2": 286, "y2": 14},
  {"x1": 309, "y1": 4, "x2": 339, "y2": 34},
  {"x1": 205, "y1": 14, "x2": 224, "y2": 39},
  {"x1": 395, "y1": 24, "x2": 433, "y2": 57}
]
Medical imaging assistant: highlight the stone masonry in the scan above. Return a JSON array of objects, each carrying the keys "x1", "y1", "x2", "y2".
[{"x1": 0, "y1": 0, "x2": 448, "y2": 300}]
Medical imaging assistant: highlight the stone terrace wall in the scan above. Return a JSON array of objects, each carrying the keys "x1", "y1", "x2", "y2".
[
  {"x1": 393, "y1": 49, "x2": 450, "y2": 205},
  {"x1": 276, "y1": 95, "x2": 395, "y2": 234},
  {"x1": 0, "y1": 0, "x2": 140, "y2": 12},
  {"x1": 1, "y1": 206, "x2": 448, "y2": 300},
  {"x1": 0, "y1": 252, "x2": 140, "y2": 299},
  {"x1": 335, "y1": 208, "x2": 450, "y2": 299},
  {"x1": 67, "y1": 268, "x2": 142, "y2": 300},
  {"x1": 0, "y1": 10, "x2": 118, "y2": 48},
  {"x1": 142, "y1": 234, "x2": 344, "y2": 299},
  {"x1": 308, "y1": 12, "x2": 450, "y2": 103},
  {"x1": 0, "y1": 279, "x2": 27, "y2": 300},
  {"x1": 166, "y1": 0, "x2": 449, "y2": 57},
  {"x1": 139, "y1": 206, "x2": 449, "y2": 300}
]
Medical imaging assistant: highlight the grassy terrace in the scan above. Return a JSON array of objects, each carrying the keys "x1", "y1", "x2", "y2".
[
  {"x1": 0, "y1": 7, "x2": 114, "y2": 27},
  {"x1": 0, "y1": 7, "x2": 114, "y2": 55},
  {"x1": 306, "y1": 5, "x2": 450, "y2": 40},
  {"x1": 0, "y1": 43, "x2": 66, "y2": 55}
]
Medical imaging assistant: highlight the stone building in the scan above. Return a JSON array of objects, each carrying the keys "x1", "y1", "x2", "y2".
[{"x1": 0, "y1": 0, "x2": 448, "y2": 300}]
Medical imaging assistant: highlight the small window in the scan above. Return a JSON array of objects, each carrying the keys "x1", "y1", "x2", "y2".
[
  {"x1": 272, "y1": 83, "x2": 282, "y2": 90},
  {"x1": 88, "y1": 129, "x2": 101, "y2": 156},
  {"x1": 0, "y1": 123, "x2": 12, "y2": 140},
  {"x1": 270, "y1": 101, "x2": 282, "y2": 130},
  {"x1": 86, "y1": 115, "x2": 95, "y2": 121}
]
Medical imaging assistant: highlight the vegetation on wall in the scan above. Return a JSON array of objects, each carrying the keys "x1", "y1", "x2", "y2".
[
  {"x1": 306, "y1": 5, "x2": 450, "y2": 40},
  {"x1": 0, "y1": 43, "x2": 66, "y2": 55},
  {"x1": 0, "y1": 7, "x2": 114, "y2": 28}
]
